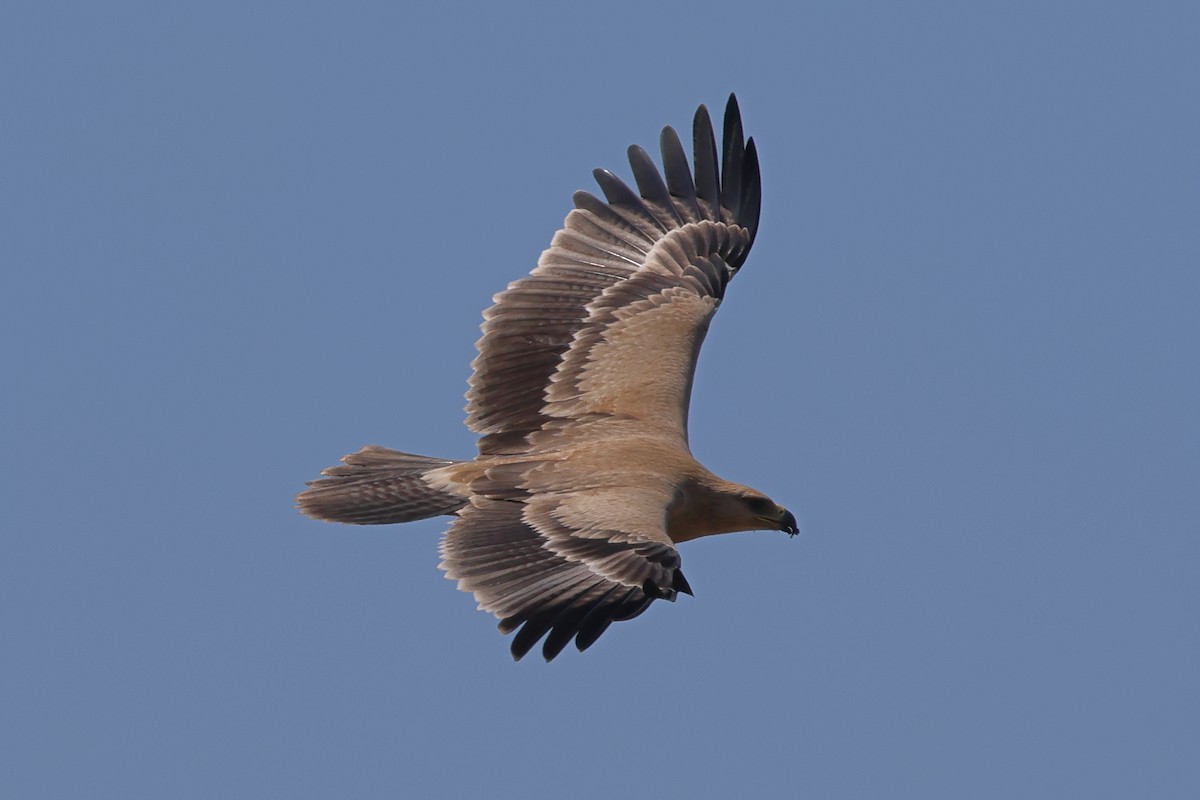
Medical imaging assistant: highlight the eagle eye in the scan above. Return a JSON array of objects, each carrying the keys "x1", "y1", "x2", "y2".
[{"x1": 747, "y1": 497, "x2": 775, "y2": 515}]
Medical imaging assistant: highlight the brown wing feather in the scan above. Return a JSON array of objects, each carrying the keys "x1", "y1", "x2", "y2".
[
  {"x1": 466, "y1": 95, "x2": 761, "y2": 455},
  {"x1": 439, "y1": 486, "x2": 688, "y2": 661}
]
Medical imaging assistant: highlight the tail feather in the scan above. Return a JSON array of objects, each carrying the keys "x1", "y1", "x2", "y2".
[{"x1": 297, "y1": 446, "x2": 468, "y2": 525}]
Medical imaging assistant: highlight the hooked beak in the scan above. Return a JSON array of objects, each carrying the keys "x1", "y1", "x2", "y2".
[
  {"x1": 778, "y1": 507, "x2": 799, "y2": 537},
  {"x1": 756, "y1": 505, "x2": 799, "y2": 536}
]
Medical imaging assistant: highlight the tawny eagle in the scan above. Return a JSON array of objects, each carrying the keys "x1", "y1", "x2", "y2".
[{"x1": 298, "y1": 95, "x2": 797, "y2": 661}]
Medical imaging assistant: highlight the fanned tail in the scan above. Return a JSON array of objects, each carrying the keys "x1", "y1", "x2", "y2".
[{"x1": 297, "y1": 446, "x2": 467, "y2": 525}]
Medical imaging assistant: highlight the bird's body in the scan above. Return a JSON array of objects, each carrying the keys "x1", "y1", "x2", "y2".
[{"x1": 298, "y1": 95, "x2": 797, "y2": 660}]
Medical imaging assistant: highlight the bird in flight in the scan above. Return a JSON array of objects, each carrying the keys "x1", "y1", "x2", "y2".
[{"x1": 297, "y1": 95, "x2": 797, "y2": 661}]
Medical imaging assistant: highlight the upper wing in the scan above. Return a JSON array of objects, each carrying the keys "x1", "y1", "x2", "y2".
[
  {"x1": 438, "y1": 483, "x2": 692, "y2": 661},
  {"x1": 466, "y1": 95, "x2": 761, "y2": 455}
]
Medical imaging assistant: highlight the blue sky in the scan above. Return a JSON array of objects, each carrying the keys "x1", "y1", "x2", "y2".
[{"x1": 4, "y1": 1, "x2": 1198, "y2": 797}]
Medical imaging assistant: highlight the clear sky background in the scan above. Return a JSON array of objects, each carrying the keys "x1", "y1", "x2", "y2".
[{"x1": 4, "y1": 2, "x2": 1198, "y2": 798}]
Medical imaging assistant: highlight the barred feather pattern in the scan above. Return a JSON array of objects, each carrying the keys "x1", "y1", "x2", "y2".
[{"x1": 297, "y1": 446, "x2": 467, "y2": 525}]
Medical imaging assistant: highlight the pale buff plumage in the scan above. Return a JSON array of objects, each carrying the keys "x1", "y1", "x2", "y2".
[{"x1": 297, "y1": 95, "x2": 797, "y2": 660}]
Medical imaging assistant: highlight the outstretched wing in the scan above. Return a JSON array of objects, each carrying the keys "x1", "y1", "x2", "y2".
[
  {"x1": 438, "y1": 484, "x2": 692, "y2": 661},
  {"x1": 466, "y1": 95, "x2": 761, "y2": 455}
]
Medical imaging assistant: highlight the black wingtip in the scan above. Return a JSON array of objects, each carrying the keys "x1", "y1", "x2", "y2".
[
  {"x1": 592, "y1": 167, "x2": 666, "y2": 232},
  {"x1": 641, "y1": 578, "x2": 677, "y2": 601},
  {"x1": 725, "y1": 94, "x2": 743, "y2": 147},
  {"x1": 627, "y1": 143, "x2": 683, "y2": 227},
  {"x1": 740, "y1": 137, "x2": 762, "y2": 250},
  {"x1": 721, "y1": 94, "x2": 746, "y2": 219},
  {"x1": 510, "y1": 625, "x2": 540, "y2": 661},
  {"x1": 659, "y1": 124, "x2": 699, "y2": 220},
  {"x1": 692, "y1": 103, "x2": 720, "y2": 219}
]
